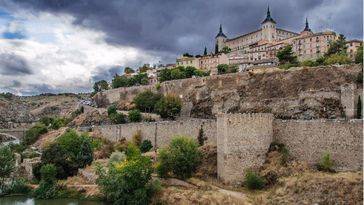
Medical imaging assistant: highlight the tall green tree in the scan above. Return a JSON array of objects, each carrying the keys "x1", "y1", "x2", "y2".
[
  {"x1": 325, "y1": 34, "x2": 347, "y2": 56},
  {"x1": 276, "y1": 45, "x2": 298, "y2": 65},
  {"x1": 203, "y1": 46, "x2": 207, "y2": 55},
  {"x1": 0, "y1": 146, "x2": 15, "y2": 191}
]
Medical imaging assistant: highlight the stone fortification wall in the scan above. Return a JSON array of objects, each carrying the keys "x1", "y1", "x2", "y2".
[
  {"x1": 273, "y1": 119, "x2": 363, "y2": 171},
  {"x1": 93, "y1": 118, "x2": 216, "y2": 148},
  {"x1": 96, "y1": 65, "x2": 362, "y2": 119},
  {"x1": 217, "y1": 113, "x2": 274, "y2": 184}
]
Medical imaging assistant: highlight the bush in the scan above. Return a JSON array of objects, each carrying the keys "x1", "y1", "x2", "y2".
[
  {"x1": 40, "y1": 117, "x2": 66, "y2": 130},
  {"x1": 301, "y1": 60, "x2": 318, "y2": 67},
  {"x1": 39, "y1": 130, "x2": 94, "y2": 179},
  {"x1": 107, "y1": 105, "x2": 117, "y2": 116},
  {"x1": 324, "y1": 54, "x2": 351, "y2": 65},
  {"x1": 279, "y1": 63, "x2": 298, "y2": 70},
  {"x1": 0, "y1": 146, "x2": 15, "y2": 192},
  {"x1": 244, "y1": 170, "x2": 266, "y2": 190},
  {"x1": 133, "y1": 90, "x2": 162, "y2": 113},
  {"x1": 140, "y1": 140, "x2": 153, "y2": 153},
  {"x1": 23, "y1": 123, "x2": 48, "y2": 145},
  {"x1": 125, "y1": 143, "x2": 141, "y2": 160},
  {"x1": 7, "y1": 178, "x2": 31, "y2": 195},
  {"x1": 197, "y1": 126, "x2": 206, "y2": 146},
  {"x1": 155, "y1": 94, "x2": 182, "y2": 119},
  {"x1": 109, "y1": 113, "x2": 126, "y2": 124},
  {"x1": 156, "y1": 136, "x2": 201, "y2": 179},
  {"x1": 109, "y1": 151, "x2": 126, "y2": 166},
  {"x1": 217, "y1": 64, "x2": 237, "y2": 74},
  {"x1": 96, "y1": 155, "x2": 155, "y2": 204},
  {"x1": 33, "y1": 164, "x2": 58, "y2": 199},
  {"x1": 128, "y1": 109, "x2": 142, "y2": 122},
  {"x1": 317, "y1": 152, "x2": 335, "y2": 172},
  {"x1": 132, "y1": 130, "x2": 142, "y2": 146},
  {"x1": 355, "y1": 45, "x2": 363, "y2": 64}
]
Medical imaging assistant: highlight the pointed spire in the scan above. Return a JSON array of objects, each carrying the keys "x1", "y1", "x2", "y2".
[
  {"x1": 303, "y1": 17, "x2": 311, "y2": 32},
  {"x1": 262, "y1": 5, "x2": 276, "y2": 24},
  {"x1": 204, "y1": 46, "x2": 207, "y2": 55},
  {"x1": 215, "y1": 24, "x2": 227, "y2": 38}
]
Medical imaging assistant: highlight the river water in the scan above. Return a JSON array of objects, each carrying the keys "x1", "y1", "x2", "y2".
[{"x1": 0, "y1": 196, "x2": 106, "y2": 205}]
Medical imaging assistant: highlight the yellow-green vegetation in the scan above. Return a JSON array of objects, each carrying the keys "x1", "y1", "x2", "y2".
[
  {"x1": 34, "y1": 164, "x2": 58, "y2": 199},
  {"x1": 158, "y1": 66, "x2": 209, "y2": 82},
  {"x1": 132, "y1": 130, "x2": 142, "y2": 147},
  {"x1": 317, "y1": 152, "x2": 335, "y2": 172},
  {"x1": 23, "y1": 123, "x2": 48, "y2": 146},
  {"x1": 217, "y1": 64, "x2": 238, "y2": 74},
  {"x1": 96, "y1": 145, "x2": 160, "y2": 205},
  {"x1": 154, "y1": 94, "x2": 182, "y2": 119},
  {"x1": 156, "y1": 136, "x2": 201, "y2": 179}
]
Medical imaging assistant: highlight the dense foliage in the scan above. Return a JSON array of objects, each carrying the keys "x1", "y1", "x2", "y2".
[
  {"x1": 93, "y1": 80, "x2": 109, "y2": 93},
  {"x1": 355, "y1": 45, "x2": 363, "y2": 64},
  {"x1": 139, "y1": 140, "x2": 153, "y2": 153},
  {"x1": 112, "y1": 73, "x2": 148, "y2": 88},
  {"x1": 23, "y1": 123, "x2": 48, "y2": 146},
  {"x1": 34, "y1": 164, "x2": 58, "y2": 199},
  {"x1": 154, "y1": 94, "x2": 182, "y2": 119},
  {"x1": 325, "y1": 34, "x2": 347, "y2": 57},
  {"x1": 217, "y1": 64, "x2": 238, "y2": 74},
  {"x1": 277, "y1": 45, "x2": 299, "y2": 69},
  {"x1": 133, "y1": 90, "x2": 162, "y2": 113},
  {"x1": 244, "y1": 170, "x2": 266, "y2": 190},
  {"x1": 156, "y1": 136, "x2": 201, "y2": 179},
  {"x1": 107, "y1": 105, "x2": 126, "y2": 124},
  {"x1": 36, "y1": 130, "x2": 94, "y2": 179},
  {"x1": 97, "y1": 152, "x2": 157, "y2": 205},
  {"x1": 40, "y1": 116, "x2": 67, "y2": 130},
  {"x1": 128, "y1": 109, "x2": 142, "y2": 122},
  {"x1": 0, "y1": 146, "x2": 15, "y2": 193},
  {"x1": 158, "y1": 66, "x2": 209, "y2": 82}
]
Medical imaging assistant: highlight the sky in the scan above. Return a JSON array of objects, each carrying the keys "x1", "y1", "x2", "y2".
[{"x1": 0, "y1": 0, "x2": 362, "y2": 96}]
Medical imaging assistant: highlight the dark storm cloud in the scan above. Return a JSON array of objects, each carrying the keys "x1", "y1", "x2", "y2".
[
  {"x1": 91, "y1": 65, "x2": 123, "y2": 82},
  {"x1": 1, "y1": 0, "x2": 363, "y2": 58},
  {"x1": 0, "y1": 53, "x2": 33, "y2": 76}
]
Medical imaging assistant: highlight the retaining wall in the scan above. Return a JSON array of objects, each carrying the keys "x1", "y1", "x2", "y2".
[
  {"x1": 93, "y1": 118, "x2": 217, "y2": 148},
  {"x1": 273, "y1": 119, "x2": 363, "y2": 170}
]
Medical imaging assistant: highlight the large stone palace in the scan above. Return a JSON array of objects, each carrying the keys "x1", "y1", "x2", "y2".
[{"x1": 176, "y1": 7, "x2": 362, "y2": 74}]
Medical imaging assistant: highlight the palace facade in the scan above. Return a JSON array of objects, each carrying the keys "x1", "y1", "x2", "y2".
[{"x1": 176, "y1": 7, "x2": 362, "y2": 74}]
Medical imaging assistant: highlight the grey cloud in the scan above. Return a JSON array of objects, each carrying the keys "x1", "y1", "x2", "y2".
[
  {"x1": 91, "y1": 65, "x2": 123, "y2": 82},
  {"x1": 0, "y1": 53, "x2": 33, "y2": 76},
  {"x1": 3, "y1": 0, "x2": 362, "y2": 60}
]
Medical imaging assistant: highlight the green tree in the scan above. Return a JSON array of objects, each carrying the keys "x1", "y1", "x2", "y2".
[
  {"x1": 158, "y1": 68, "x2": 172, "y2": 82},
  {"x1": 217, "y1": 64, "x2": 229, "y2": 74},
  {"x1": 133, "y1": 90, "x2": 162, "y2": 113},
  {"x1": 156, "y1": 136, "x2": 201, "y2": 179},
  {"x1": 221, "y1": 46, "x2": 231, "y2": 54},
  {"x1": 124, "y1": 67, "x2": 135, "y2": 74},
  {"x1": 128, "y1": 109, "x2": 142, "y2": 122},
  {"x1": 355, "y1": 45, "x2": 363, "y2": 64},
  {"x1": 34, "y1": 164, "x2": 58, "y2": 199},
  {"x1": 155, "y1": 94, "x2": 182, "y2": 119},
  {"x1": 325, "y1": 34, "x2": 347, "y2": 56},
  {"x1": 23, "y1": 123, "x2": 48, "y2": 146},
  {"x1": 107, "y1": 105, "x2": 117, "y2": 116},
  {"x1": 203, "y1": 47, "x2": 207, "y2": 55},
  {"x1": 182, "y1": 53, "x2": 193, "y2": 57},
  {"x1": 96, "y1": 155, "x2": 155, "y2": 204},
  {"x1": 112, "y1": 75, "x2": 129, "y2": 88},
  {"x1": 0, "y1": 146, "x2": 15, "y2": 192},
  {"x1": 93, "y1": 80, "x2": 109, "y2": 93},
  {"x1": 357, "y1": 96, "x2": 362, "y2": 119},
  {"x1": 276, "y1": 45, "x2": 298, "y2": 65}
]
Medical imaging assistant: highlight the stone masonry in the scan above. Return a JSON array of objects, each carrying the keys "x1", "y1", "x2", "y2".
[{"x1": 217, "y1": 113, "x2": 274, "y2": 184}]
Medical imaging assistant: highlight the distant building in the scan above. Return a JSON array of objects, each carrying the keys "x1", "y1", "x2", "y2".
[{"x1": 177, "y1": 6, "x2": 362, "y2": 74}]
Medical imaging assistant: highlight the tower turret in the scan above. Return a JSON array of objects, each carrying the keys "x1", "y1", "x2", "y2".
[
  {"x1": 261, "y1": 6, "x2": 277, "y2": 42},
  {"x1": 300, "y1": 18, "x2": 313, "y2": 36},
  {"x1": 215, "y1": 24, "x2": 227, "y2": 54}
]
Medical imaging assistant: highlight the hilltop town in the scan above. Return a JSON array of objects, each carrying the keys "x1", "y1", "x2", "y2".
[{"x1": 0, "y1": 6, "x2": 363, "y2": 205}]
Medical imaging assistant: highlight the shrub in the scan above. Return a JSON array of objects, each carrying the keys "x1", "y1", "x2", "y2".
[
  {"x1": 133, "y1": 90, "x2": 162, "y2": 113},
  {"x1": 23, "y1": 123, "x2": 48, "y2": 145},
  {"x1": 96, "y1": 155, "x2": 154, "y2": 204},
  {"x1": 40, "y1": 117, "x2": 66, "y2": 130},
  {"x1": 39, "y1": 130, "x2": 94, "y2": 179},
  {"x1": 7, "y1": 178, "x2": 31, "y2": 195},
  {"x1": 301, "y1": 60, "x2": 318, "y2": 67},
  {"x1": 276, "y1": 45, "x2": 298, "y2": 65},
  {"x1": 107, "y1": 105, "x2": 117, "y2": 116},
  {"x1": 156, "y1": 136, "x2": 201, "y2": 179},
  {"x1": 155, "y1": 94, "x2": 182, "y2": 119},
  {"x1": 355, "y1": 45, "x2": 363, "y2": 64},
  {"x1": 279, "y1": 63, "x2": 297, "y2": 70},
  {"x1": 109, "y1": 151, "x2": 126, "y2": 166},
  {"x1": 357, "y1": 96, "x2": 362, "y2": 119},
  {"x1": 125, "y1": 143, "x2": 141, "y2": 160},
  {"x1": 269, "y1": 141, "x2": 290, "y2": 166},
  {"x1": 0, "y1": 146, "x2": 15, "y2": 191},
  {"x1": 317, "y1": 152, "x2": 335, "y2": 172},
  {"x1": 324, "y1": 54, "x2": 351, "y2": 65},
  {"x1": 109, "y1": 113, "x2": 126, "y2": 124},
  {"x1": 114, "y1": 138, "x2": 128, "y2": 152},
  {"x1": 128, "y1": 109, "x2": 142, "y2": 122},
  {"x1": 34, "y1": 164, "x2": 58, "y2": 199},
  {"x1": 132, "y1": 130, "x2": 142, "y2": 146},
  {"x1": 244, "y1": 170, "x2": 266, "y2": 190},
  {"x1": 140, "y1": 140, "x2": 153, "y2": 153},
  {"x1": 217, "y1": 64, "x2": 229, "y2": 74}
]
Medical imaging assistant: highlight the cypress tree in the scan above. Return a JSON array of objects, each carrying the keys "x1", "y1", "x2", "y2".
[
  {"x1": 204, "y1": 46, "x2": 207, "y2": 55},
  {"x1": 357, "y1": 96, "x2": 362, "y2": 119}
]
